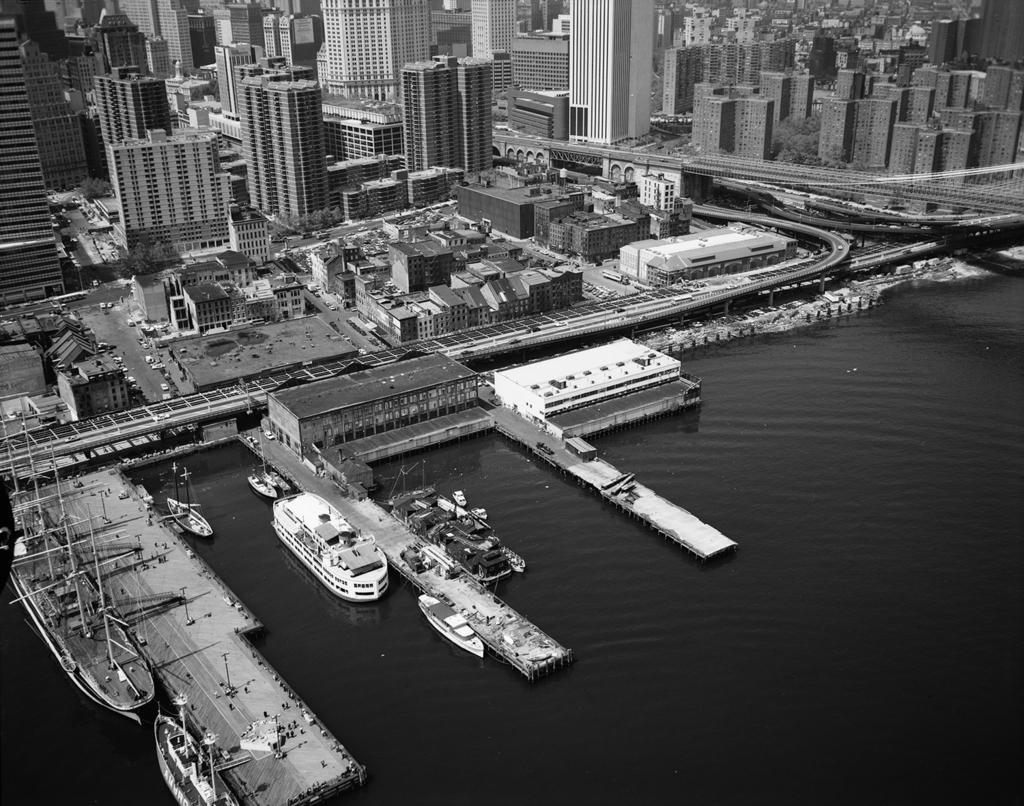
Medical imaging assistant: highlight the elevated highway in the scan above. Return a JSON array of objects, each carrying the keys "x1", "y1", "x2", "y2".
[{"x1": 2, "y1": 211, "x2": 1018, "y2": 478}]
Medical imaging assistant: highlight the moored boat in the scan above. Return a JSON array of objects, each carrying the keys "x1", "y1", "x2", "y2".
[
  {"x1": 155, "y1": 694, "x2": 238, "y2": 806},
  {"x1": 417, "y1": 594, "x2": 484, "y2": 658},
  {"x1": 272, "y1": 492, "x2": 388, "y2": 602},
  {"x1": 167, "y1": 463, "x2": 213, "y2": 537},
  {"x1": 246, "y1": 472, "x2": 277, "y2": 500},
  {"x1": 452, "y1": 490, "x2": 467, "y2": 507}
]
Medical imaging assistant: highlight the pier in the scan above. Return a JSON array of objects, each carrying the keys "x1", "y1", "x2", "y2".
[
  {"x1": 254, "y1": 437, "x2": 574, "y2": 681},
  {"x1": 54, "y1": 468, "x2": 366, "y2": 806},
  {"x1": 490, "y1": 406, "x2": 737, "y2": 561}
]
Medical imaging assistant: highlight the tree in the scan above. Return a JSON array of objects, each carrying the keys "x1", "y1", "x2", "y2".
[
  {"x1": 114, "y1": 234, "x2": 177, "y2": 277},
  {"x1": 771, "y1": 113, "x2": 824, "y2": 165},
  {"x1": 78, "y1": 177, "x2": 112, "y2": 200}
]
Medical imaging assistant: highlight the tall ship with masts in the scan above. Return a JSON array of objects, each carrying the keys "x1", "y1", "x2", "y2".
[
  {"x1": 167, "y1": 462, "x2": 214, "y2": 538},
  {"x1": 155, "y1": 693, "x2": 239, "y2": 806},
  {"x1": 8, "y1": 487, "x2": 156, "y2": 723}
]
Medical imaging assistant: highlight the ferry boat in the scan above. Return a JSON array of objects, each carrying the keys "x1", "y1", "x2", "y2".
[
  {"x1": 10, "y1": 510, "x2": 155, "y2": 723},
  {"x1": 167, "y1": 464, "x2": 213, "y2": 538},
  {"x1": 155, "y1": 695, "x2": 238, "y2": 806},
  {"x1": 417, "y1": 595, "x2": 484, "y2": 658},
  {"x1": 271, "y1": 493, "x2": 388, "y2": 601}
]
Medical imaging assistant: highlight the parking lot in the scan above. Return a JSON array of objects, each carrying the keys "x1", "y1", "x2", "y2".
[{"x1": 78, "y1": 300, "x2": 180, "y2": 404}]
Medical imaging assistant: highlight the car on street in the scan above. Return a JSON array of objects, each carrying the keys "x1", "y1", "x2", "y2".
[{"x1": 263, "y1": 430, "x2": 276, "y2": 440}]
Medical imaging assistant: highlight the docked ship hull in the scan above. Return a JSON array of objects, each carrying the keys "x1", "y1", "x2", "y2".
[
  {"x1": 167, "y1": 499, "x2": 214, "y2": 538},
  {"x1": 10, "y1": 571, "x2": 152, "y2": 724},
  {"x1": 154, "y1": 715, "x2": 238, "y2": 806},
  {"x1": 247, "y1": 474, "x2": 278, "y2": 500},
  {"x1": 272, "y1": 520, "x2": 389, "y2": 603}
]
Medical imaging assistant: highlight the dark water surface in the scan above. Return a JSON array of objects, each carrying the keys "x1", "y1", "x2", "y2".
[{"x1": 3, "y1": 273, "x2": 1022, "y2": 805}]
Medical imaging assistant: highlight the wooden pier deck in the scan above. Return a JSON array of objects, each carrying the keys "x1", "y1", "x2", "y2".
[
  {"x1": 255, "y1": 436, "x2": 574, "y2": 681},
  {"x1": 490, "y1": 407, "x2": 737, "y2": 560},
  {"x1": 55, "y1": 468, "x2": 366, "y2": 806}
]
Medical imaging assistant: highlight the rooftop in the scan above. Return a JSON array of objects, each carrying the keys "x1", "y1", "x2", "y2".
[
  {"x1": 185, "y1": 283, "x2": 229, "y2": 303},
  {"x1": 495, "y1": 339, "x2": 680, "y2": 399},
  {"x1": 391, "y1": 240, "x2": 452, "y2": 259},
  {"x1": 173, "y1": 317, "x2": 357, "y2": 389},
  {"x1": 632, "y1": 226, "x2": 794, "y2": 269},
  {"x1": 271, "y1": 354, "x2": 476, "y2": 420}
]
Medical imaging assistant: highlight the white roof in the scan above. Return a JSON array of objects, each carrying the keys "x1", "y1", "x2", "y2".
[
  {"x1": 631, "y1": 226, "x2": 793, "y2": 269},
  {"x1": 495, "y1": 339, "x2": 679, "y2": 399},
  {"x1": 279, "y1": 492, "x2": 354, "y2": 534}
]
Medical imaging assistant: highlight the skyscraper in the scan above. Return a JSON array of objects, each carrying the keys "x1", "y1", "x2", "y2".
[
  {"x1": 120, "y1": 0, "x2": 192, "y2": 71},
  {"x1": 0, "y1": 0, "x2": 65, "y2": 58},
  {"x1": 471, "y1": 0, "x2": 514, "y2": 60},
  {"x1": 188, "y1": 11, "x2": 216, "y2": 65},
  {"x1": 107, "y1": 129, "x2": 231, "y2": 251},
  {"x1": 21, "y1": 38, "x2": 88, "y2": 188},
  {"x1": 214, "y1": 42, "x2": 259, "y2": 115},
  {"x1": 321, "y1": 0, "x2": 429, "y2": 99},
  {"x1": 94, "y1": 11, "x2": 147, "y2": 73},
  {"x1": 0, "y1": 15, "x2": 64, "y2": 303},
  {"x1": 239, "y1": 74, "x2": 326, "y2": 216},
  {"x1": 93, "y1": 67, "x2": 172, "y2": 145},
  {"x1": 569, "y1": 0, "x2": 653, "y2": 144},
  {"x1": 979, "y1": 0, "x2": 1024, "y2": 62},
  {"x1": 226, "y1": 2, "x2": 264, "y2": 46},
  {"x1": 402, "y1": 55, "x2": 492, "y2": 174}
]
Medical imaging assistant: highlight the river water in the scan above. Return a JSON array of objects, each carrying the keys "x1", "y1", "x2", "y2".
[{"x1": 3, "y1": 271, "x2": 1022, "y2": 805}]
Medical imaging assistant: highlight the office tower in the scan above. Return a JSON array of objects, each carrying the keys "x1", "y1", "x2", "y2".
[
  {"x1": 321, "y1": 0, "x2": 430, "y2": 100},
  {"x1": 401, "y1": 56, "x2": 491, "y2": 174},
  {"x1": 94, "y1": 10, "x2": 147, "y2": 72},
  {"x1": 569, "y1": 0, "x2": 653, "y2": 144},
  {"x1": 119, "y1": 0, "x2": 192, "y2": 70},
  {"x1": 511, "y1": 32, "x2": 568, "y2": 91},
  {"x1": 146, "y1": 35, "x2": 170, "y2": 76},
  {"x1": 263, "y1": 11, "x2": 322, "y2": 76},
  {"x1": 120, "y1": 0, "x2": 157, "y2": 35},
  {"x1": 471, "y1": 0, "x2": 513, "y2": 60},
  {"x1": 653, "y1": 4, "x2": 675, "y2": 51},
  {"x1": 528, "y1": 0, "x2": 563, "y2": 33},
  {"x1": 431, "y1": 7, "x2": 472, "y2": 57},
  {"x1": 759, "y1": 70, "x2": 813, "y2": 123},
  {"x1": 491, "y1": 49, "x2": 511, "y2": 94},
  {"x1": 0, "y1": 0, "x2": 64, "y2": 58},
  {"x1": 226, "y1": 2, "x2": 264, "y2": 45},
  {"x1": 694, "y1": 92, "x2": 774, "y2": 159},
  {"x1": 0, "y1": 16, "x2": 64, "y2": 303},
  {"x1": 188, "y1": 11, "x2": 216, "y2": 65},
  {"x1": 21, "y1": 37, "x2": 88, "y2": 189},
  {"x1": 214, "y1": 42, "x2": 259, "y2": 115},
  {"x1": 979, "y1": 0, "x2": 1024, "y2": 62},
  {"x1": 239, "y1": 74, "x2": 326, "y2": 216},
  {"x1": 94, "y1": 67, "x2": 171, "y2": 145},
  {"x1": 108, "y1": 129, "x2": 230, "y2": 251}
]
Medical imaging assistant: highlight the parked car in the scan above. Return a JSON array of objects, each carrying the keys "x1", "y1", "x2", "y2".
[
  {"x1": 160, "y1": 383, "x2": 169, "y2": 391},
  {"x1": 263, "y1": 430, "x2": 276, "y2": 440}
]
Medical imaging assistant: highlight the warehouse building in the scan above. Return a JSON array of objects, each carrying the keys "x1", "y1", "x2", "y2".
[
  {"x1": 267, "y1": 354, "x2": 478, "y2": 456},
  {"x1": 619, "y1": 225, "x2": 796, "y2": 286},
  {"x1": 493, "y1": 339, "x2": 680, "y2": 421}
]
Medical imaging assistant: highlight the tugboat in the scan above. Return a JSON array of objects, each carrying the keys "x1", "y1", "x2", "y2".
[
  {"x1": 155, "y1": 693, "x2": 238, "y2": 806},
  {"x1": 167, "y1": 463, "x2": 213, "y2": 538},
  {"x1": 417, "y1": 594, "x2": 484, "y2": 658}
]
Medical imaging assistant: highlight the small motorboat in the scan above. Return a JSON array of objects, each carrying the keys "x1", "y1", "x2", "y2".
[
  {"x1": 469, "y1": 507, "x2": 488, "y2": 520},
  {"x1": 452, "y1": 490, "x2": 467, "y2": 507},
  {"x1": 247, "y1": 472, "x2": 278, "y2": 500}
]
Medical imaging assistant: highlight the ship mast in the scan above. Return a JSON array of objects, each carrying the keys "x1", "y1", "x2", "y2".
[
  {"x1": 173, "y1": 692, "x2": 189, "y2": 738},
  {"x1": 171, "y1": 461, "x2": 180, "y2": 504},
  {"x1": 90, "y1": 519, "x2": 117, "y2": 669},
  {"x1": 64, "y1": 517, "x2": 90, "y2": 637},
  {"x1": 203, "y1": 732, "x2": 218, "y2": 800},
  {"x1": 182, "y1": 467, "x2": 192, "y2": 510}
]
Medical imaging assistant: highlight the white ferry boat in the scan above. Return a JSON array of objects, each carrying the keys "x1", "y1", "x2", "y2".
[
  {"x1": 417, "y1": 594, "x2": 484, "y2": 658},
  {"x1": 272, "y1": 493, "x2": 388, "y2": 601}
]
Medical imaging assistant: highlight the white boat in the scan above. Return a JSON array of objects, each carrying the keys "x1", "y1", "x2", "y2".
[
  {"x1": 452, "y1": 490, "x2": 467, "y2": 507},
  {"x1": 247, "y1": 472, "x2": 278, "y2": 500},
  {"x1": 417, "y1": 595, "x2": 484, "y2": 658},
  {"x1": 167, "y1": 463, "x2": 213, "y2": 538},
  {"x1": 272, "y1": 493, "x2": 388, "y2": 602},
  {"x1": 469, "y1": 507, "x2": 488, "y2": 520}
]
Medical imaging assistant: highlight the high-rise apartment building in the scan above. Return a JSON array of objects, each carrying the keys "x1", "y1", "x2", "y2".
[
  {"x1": 471, "y1": 0, "x2": 514, "y2": 60},
  {"x1": 94, "y1": 67, "x2": 171, "y2": 146},
  {"x1": 983, "y1": 66, "x2": 1024, "y2": 113},
  {"x1": 239, "y1": 74, "x2": 326, "y2": 216},
  {"x1": 681, "y1": 11, "x2": 713, "y2": 46},
  {"x1": 321, "y1": 0, "x2": 429, "y2": 100},
  {"x1": 145, "y1": 35, "x2": 170, "y2": 77},
  {"x1": 819, "y1": 97, "x2": 897, "y2": 168},
  {"x1": 979, "y1": 0, "x2": 1024, "y2": 62},
  {"x1": 511, "y1": 33, "x2": 568, "y2": 91},
  {"x1": 0, "y1": 14, "x2": 63, "y2": 303},
  {"x1": 759, "y1": 71, "x2": 813, "y2": 123},
  {"x1": 693, "y1": 91, "x2": 774, "y2": 159},
  {"x1": 890, "y1": 123, "x2": 972, "y2": 175},
  {"x1": 569, "y1": 0, "x2": 653, "y2": 144},
  {"x1": 21, "y1": 38, "x2": 88, "y2": 189},
  {"x1": 401, "y1": 56, "x2": 492, "y2": 175},
  {"x1": 108, "y1": 128, "x2": 231, "y2": 251}
]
